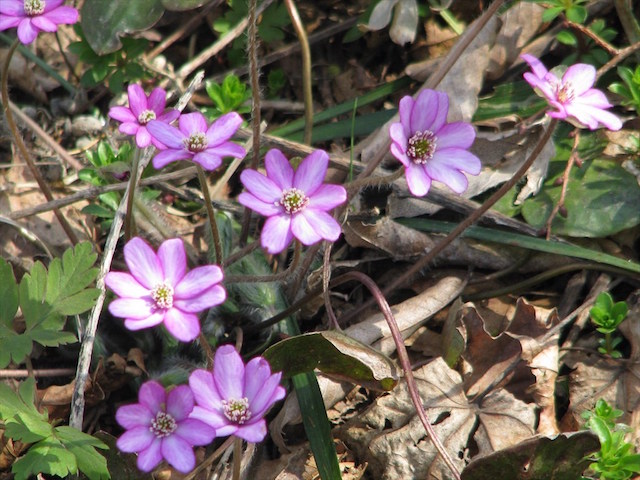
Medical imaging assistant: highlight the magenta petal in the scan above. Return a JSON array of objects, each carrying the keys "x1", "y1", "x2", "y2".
[
  {"x1": 520, "y1": 53, "x2": 548, "y2": 79},
  {"x1": 166, "y1": 385, "x2": 195, "y2": 421},
  {"x1": 158, "y1": 109, "x2": 180, "y2": 123},
  {"x1": 293, "y1": 150, "x2": 328, "y2": 195},
  {"x1": 139, "y1": 381, "x2": 166, "y2": 412},
  {"x1": 425, "y1": 160, "x2": 469, "y2": 193},
  {"x1": 0, "y1": 0, "x2": 24, "y2": 15},
  {"x1": 157, "y1": 238, "x2": 187, "y2": 287},
  {"x1": 152, "y1": 148, "x2": 190, "y2": 169},
  {"x1": 42, "y1": 0, "x2": 65, "y2": 11},
  {"x1": 116, "y1": 404, "x2": 154, "y2": 429},
  {"x1": 45, "y1": 6, "x2": 78, "y2": 24},
  {"x1": 135, "y1": 127, "x2": 152, "y2": 148},
  {"x1": 411, "y1": 89, "x2": 438, "y2": 132},
  {"x1": 127, "y1": 84, "x2": 148, "y2": 117},
  {"x1": 123, "y1": 311, "x2": 165, "y2": 330},
  {"x1": 398, "y1": 96, "x2": 414, "y2": 137},
  {"x1": 17, "y1": 19, "x2": 38, "y2": 44},
  {"x1": 147, "y1": 120, "x2": 185, "y2": 149},
  {"x1": 147, "y1": 87, "x2": 167, "y2": 113},
  {"x1": 108, "y1": 298, "x2": 155, "y2": 320},
  {"x1": 390, "y1": 141, "x2": 410, "y2": 167},
  {"x1": 243, "y1": 358, "x2": 272, "y2": 399},
  {"x1": 238, "y1": 192, "x2": 282, "y2": 217},
  {"x1": 206, "y1": 112, "x2": 242, "y2": 145},
  {"x1": 179, "y1": 112, "x2": 207, "y2": 135},
  {"x1": 119, "y1": 122, "x2": 140, "y2": 135},
  {"x1": 405, "y1": 162, "x2": 431, "y2": 197},
  {"x1": 31, "y1": 16, "x2": 57, "y2": 32},
  {"x1": 433, "y1": 148, "x2": 482, "y2": 175},
  {"x1": 174, "y1": 285, "x2": 226, "y2": 313},
  {"x1": 190, "y1": 405, "x2": 230, "y2": 431},
  {"x1": 162, "y1": 435, "x2": 196, "y2": 474},
  {"x1": 174, "y1": 265, "x2": 223, "y2": 298},
  {"x1": 299, "y1": 209, "x2": 341, "y2": 242},
  {"x1": 563, "y1": 63, "x2": 596, "y2": 95},
  {"x1": 192, "y1": 151, "x2": 222, "y2": 171},
  {"x1": 265, "y1": 149, "x2": 294, "y2": 189},
  {"x1": 578, "y1": 89, "x2": 612, "y2": 109},
  {"x1": 124, "y1": 237, "x2": 163, "y2": 288},
  {"x1": 189, "y1": 370, "x2": 221, "y2": 409},
  {"x1": 249, "y1": 373, "x2": 285, "y2": 418},
  {"x1": 116, "y1": 426, "x2": 155, "y2": 453},
  {"x1": 105, "y1": 271, "x2": 149, "y2": 299},
  {"x1": 137, "y1": 438, "x2": 163, "y2": 472},
  {"x1": 308, "y1": 184, "x2": 347, "y2": 211},
  {"x1": 436, "y1": 122, "x2": 475, "y2": 150},
  {"x1": 261, "y1": 215, "x2": 293, "y2": 254},
  {"x1": 209, "y1": 141, "x2": 246, "y2": 159},
  {"x1": 175, "y1": 418, "x2": 216, "y2": 445},
  {"x1": 240, "y1": 169, "x2": 282, "y2": 203},
  {"x1": 213, "y1": 345, "x2": 245, "y2": 399},
  {"x1": 163, "y1": 309, "x2": 200, "y2": 342},
  {"x1": 389, "y1": 122, "x2": 407, "y2": 149},
  {"x1": 431, "y1": 90, "x2": 449, "y2": 132},
  {"x1": 291, "y1": 213, "x2": 323, "y2": 245},
  {"x1": 234, "y1": 419, "x2": 268, "y2": 443},
  {"x1": 0, "y1": 16, "x2": 22, "y2": 31}
]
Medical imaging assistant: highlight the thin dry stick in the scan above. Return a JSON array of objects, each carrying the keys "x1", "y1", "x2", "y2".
[
  {"x1": 565, "y1": 19, "x2": 618, "y2": 56},
  {"x1": 596, "y1": 39, "x2": 640, "y2": 79},
  {"x1": 1, "y1": 40, "x2": 79, "y2": 245},
  {"x1": 322, "y1": 241, "x2": 340, "y2": 329},
  {"x1": 341, "y1": 271, "x2": 462, "y2": 480},
  {"x1": 283, "y1": 0, "x2": 313, "y2": 144},
  {"x1": 0, "y1": 368, "x2": 76, "y2": 378},
  {"x1": 183, "y1": 436, "x2": 235, "y2": 480}
]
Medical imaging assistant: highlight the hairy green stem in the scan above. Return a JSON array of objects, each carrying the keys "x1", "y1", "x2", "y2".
[
  {"x1": 1, "y1": 39, "x2": 79, "y2": 245},
  {"x1": 196, "y1": 165, "x2": 224, "y2": 264}
]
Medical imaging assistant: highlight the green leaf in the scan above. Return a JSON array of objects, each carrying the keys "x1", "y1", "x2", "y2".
[
  {"x1": 161, "y1": 0, "x2": 212, "y2": 11},
  {"x1": 0, "y1": 258, "x2": 18, "y2": 326},
  {"x1": 566, "y1": 5, "x2": 587, "y2": 23},
  {"x1": 556, "y1": 30, "x2": 577, "y2": 46},
  {"x1": 541, "y1": 6, "x2": 563, "y2": 22},
  {"x1": 589, "y1": 416, "x2": 612, "y2": 449},
  {"x1": 55, "y1": 427, "x2": 110, "y2": 480},
  {"x1": 80, "y1": 0, "x2": 164, "y2": 54},
  {"x1": 12, "y1": 437, "x2": 78, "y2": 480},
  {"x1": 0, "y1": 378, "x2": 52, "y2": 443}
]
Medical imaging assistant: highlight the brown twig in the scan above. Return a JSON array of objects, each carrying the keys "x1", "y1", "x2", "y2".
[{"x1": 565, "y1": 19, "x2": 618, "y2": 56}]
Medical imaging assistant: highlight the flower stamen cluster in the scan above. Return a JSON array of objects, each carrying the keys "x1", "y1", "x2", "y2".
[
  {"x1": 184, "y1": 132, "x2": 208, "y2": 153},
  {"x1": 222, "y1": 397, "x2": 252, "y2": 424},
  {"x1": 279, "y1": 187, "x2": 309, "y2": 214},
  {"x1": 137, "y1": 109, "x2": 156, "y2": 125},
  {"x1": 23, "y1": 0, "x2": 45, "y2": 15},
  {"x1": 407, "y1": 130, "x2": 437, "y2": 164},
  {"x1": 150, "y1": 411, "x2": 177, "y2": 437},
  {"x1": 151, "y1": 280, "x2": 174, "y2": 309}
]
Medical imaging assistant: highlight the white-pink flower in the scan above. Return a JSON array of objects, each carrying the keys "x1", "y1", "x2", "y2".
[
  {"x1": 105, "y1": 237, "x2": 226, "y2": 342},
  {"x1": 189, "y1": 345, "x2": 286, "y2": 442},
  {"x1": 238, "y1": 149, "x2": 347, "y2": 254},
  {"x1": 0, "y1": 0, "x2": 78, "y2": 45},
  {"x1": 389, "y1": 89, "x2": 482, "y2": 197},
  {"x1": 521, "y1": 54, "x2": 622, "y2": 131}
]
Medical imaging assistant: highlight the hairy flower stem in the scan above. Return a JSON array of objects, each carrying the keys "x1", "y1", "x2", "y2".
[
  {"x1": 124, "y1": 147, "x2": 141, "y2": 241},
  {"x1": 346, "y1": 168, "x2": 404, "y2": 193},
  {"x1": 232, "y1": 437, "x2": 242, "y2": 480},
  {"x1": 339, "y1": 271, "x2": 462, "y2": 480},
  {"x1": 196, "y1": 165, "x2": 224, "y2": 264},
  {"x1": 284, "y1": 0, "x2": 313, "y2": 144},
  {"x1": 381, "y1": 119, "x2": 558, "y2": 298},
  {"x1": 1, "y1": 39, "x2": 78, "y2": 245}
]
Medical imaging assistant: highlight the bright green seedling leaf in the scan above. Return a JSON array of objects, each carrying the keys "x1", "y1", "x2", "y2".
[
  {"x1": 609, "y1": 65, "x2": 640, "y2": 116},
  {"x1": 589, "y1": 292, "x2": 627, "y2": 357},
  {"x1": 0, "y1": 378, "x2": 52, "y2": 444},
  {"x1": 55, "y1": 427, "x2": 110, "y2": 480},
  {"x1": 12, "y1": 437, "x2": 79, "y2": 480},
  {"x1": 264, "y1": 331, "x2": 399, "y2": 391},
  {"x1": 461, "y1": 431, "x2": 600, "y2": 479},
  {"x1": 0, "y1": 258, "x2": 19, "y2": 326},
  {"x1": 204, "y1": 74, "x2": 251, "y2": 119}
]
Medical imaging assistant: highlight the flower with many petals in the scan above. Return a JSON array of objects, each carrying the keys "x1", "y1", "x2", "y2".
[
  {"x1": 109, "y1": 84, "x2": 179, "y2": 149},
  {"x1": 521, "y1": 54, "x2": 622, "y2": 131},
  {"x1": 389, "y1": 89, "x2": 482, "y2": 197},
  {"x1": 146, "y1": 112, "x2": 246, "y2": 171},
  {"x1": 189, "y1": 345, "x2": 286, "y2": 442},
  {"x1": 238, "y1": 149, "x2": 347, "y2": 254},
  {"x1": 0, "y1": 0, "x2": 78, "y2": 45},
  {"x1": 105, "y1": 237, "x2": 226, "y2": 342},
  {"x1": 116, "y1": 380, "x2": 216, "y2": 473}
]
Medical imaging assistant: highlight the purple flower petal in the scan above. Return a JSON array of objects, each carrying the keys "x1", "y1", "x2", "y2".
[
  {"x1": 563, "y1": 63, "x2": 596, "y2": 96},
  {"x1": 249, "y1": 372, "x2": 285, "y2": 419},
  {"x1": 124, "y1": 237, "x2": 163, "y2": 288},
  {"x1": 308, "y1": 184, "x2": 347, "y2": 211},
  {"x1": 123, "y1": 310, "x2": 165, "y2": 330},
  {"x1": 105, "y1": 271, "x2": 149, "y2": 299},
  {"x1": 161, "y1": 435, "x2": 196, "y2": 474},
  {"x1": 152, "y1": 148, "x2": 191, "y2": 169},
  {"x1": 147, "y1": 87, "x2": 167, "y2": 113},
  {"x1": 163, "y1": 308, "x2": 200, "y2": 342},
  {"x1": 405, "y1": 162, "x2": 432, "y2": 197},
  {"x1": 240, "y1": 169, "x2": 282, "y2": 203},
  {"x1": 261, "y1": 214, "x2": 293, "y2": 254},
  {"x1": 430, "y1": 90, "x2": 450, "y2": 133},
  {"x1": 238, "y1": 192, "x2": 282, "y2": 217},
  {"x1": 213, "y1": 345, "x2": 245, "y2": 400},
  {"x1": 137, "y1": 437, "x2": 163, "y2": 472},
  {"x1": 0, "y1": 0, "x2": 24, "y2": 15},
  {"x1": 116, "y1": 403, "x2": 154, "y2": 429},
  {"x1": 205, "y1": 112, "x2": 242, "y2": 145},
  {"x1": 411, "y1": 90, "x2": 438, "y2": 132},
  {"x1": 190, "y1": 405, "x2": 230, "y2": 431},
  {"x1": 389, "y1": 122, "x2": 408, "y2": 151},
  {"x1": 108, "y1": 298, "x2": 155, "y2": 320},
  {"x1": 192, "y1": 151, "x2": 222, "y2": 171},
  {"x1": 157, "y1": 238, "x2": 187, "y2": 287},
  {"x1": 174, "y1": 285, "x2": 226, "y2": 313},
  {"x1": 578, "y1": 89, "x2": 613, "y2": 109},
  {"x1": 119, "y1": 122, "x2": 140, "y2": 135},
  {"x1": 166, "y1": 385, "x2": 195, "y2": 421},
  {"x1": 565, "y1": 102, "x2": 622, "y2": 131},
  {"x1": 175, "y1": 418, "x2": 216, "y2": 445},
  {"x1": 189, "y1": 370, "x2": 221, "y2": 410},
  {"x1": 179, "y1": 112, "x2": 207, "y2": 135},
  {"x1": 43, "y1": 5, "x2": 77, "y2": 24},
  {"x1": 293, "y1": 150, "x2": 328, "y2": 195},
  {"x1": 31, "y1": 16, "x2": 57, "y2": 32},
  {"x1": 390, "y1": 141, "x2": 411, "y2": 167},
  {"x1": 432, "y1": 148, "x2": 482, "y2": 175},
  {"x1": 436, "y1": 122, "x2": 475, "y2": 150},
  {"x1": 43, "y1": 0, "x2": 65, "y2": 11},
  {"x1": 425, "y1": 160, "x2": 470, "y2": 193},
  {"x1": 139, "y1": 381, "x2": 167, "y2": 413},
  {"x1": 398, "y1": 96, "x2": 414, "y2": 138},
  {"x1": 135, "y1": 127, "x2": 152, "y2": 148},
  {"x1": 158, "y1": 109, "x2": 180, "y2": 123},
  {"x1": 17, "y1": 18, "x2": 38, "y2": 44},
  {"x1": 520, "y1": 53, "x2": 548, "y2": 79},
  {"x1": 234, "y1": 419, "x2": 268, "y2": 442},
  {"x1": 116, "y1": 426, "x2": 155, "y2": 453},
  {"x1": 265, "y1": 149, "x2": 295, "y2": 190},
  {"x1": 0, "y1": 16, "x2": 22, "y2": 30},
  {"x1": 174, "y1": 265, "x2": 223, "y2": 298},
  {"x1": 300, "y1": 209, "x2": 342, "y2": 242},
  {"x1": 208, "y1": 141, "x2": 246, "y2": 159},
  {"x1": 127, "y1": 84, "x2": 148, "y2": 117},
  {"x1": 291, "y1": 213, "x2": 323, "y2": 245},
  {"x1": 147, "y1": 120, "x2": 185, "y2": 149}
]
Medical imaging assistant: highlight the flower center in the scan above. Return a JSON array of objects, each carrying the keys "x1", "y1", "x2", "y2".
[
  {"x1": 23, "y1": 0, "x2": 45, "y2": 15},
  {"x1": 556, "y1": 82, "x2": 575, "y2": 104},
  {"x1": 407, "y1": 130, "x2": 437, "y2": 164},
  {"x1": 278, "y1": 187, "x2": 309, "y2": 214},
  {"x1": 183, "y1": 132, "x2": 208, "y2": 153},
  {"x1": 222, "y1": 397, "x2": 252, "y2": 424},
  {"x1": 149, "y1": 411, "x2": 177, "y2": 438},
  {"x1": 137, "y1": 109, "x2": 156, "y2": 125},
  {"x1": 151, "y1": 281, "x2": 174, "y2": 309}
]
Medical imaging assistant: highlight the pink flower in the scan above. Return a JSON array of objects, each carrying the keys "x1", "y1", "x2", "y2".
[
  {"x1": 108, "y1": 84, "x2": 180, "y2": 149},
  {"x1": 146, "y1": 112, "x2": 246, "y2": 171},
  {"x1": 0, "y1": 0, "x2": 78, "y2": 45},
  {"x1": 105, "y1": 237, "x2": 226, "y2": 342},
  {"x1": 116, "y1": 380, "x2": 216, "y2": 473},
  {"x1": 389, "y1": 89, "x2": 482, "y2": 197},
  {"x1": 521, "y1": 54, "x2": 622, "y2": 131},
  {"x1": 189, "y1": 345, "x2": 286, "y2": 442},
  {"x1": 238, "y1": 149, "x2": 347, "y2": 254}
]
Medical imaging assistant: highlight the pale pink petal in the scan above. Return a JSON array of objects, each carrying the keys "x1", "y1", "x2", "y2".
[
  {"x1": 261, "y1": 214, "x2": 293, "y2": 254},
  {"x1": 293, "y1": 150, "x2": 328, "y2": 195},
  {"x1": 157, "y1": 238, "x2": 187, "y2": 287},
  {"x1": 162, "y1": 435, "x2": 196, "y2": 474},
  {"x1": 192, "y1": 151, "x2": 222, "y2": 171},
  {"x1": 147, "y1": 120, "x2": 185, "y2": 149},
  {"x1": 238, "y1": 192, "x2": 282, "y2": 217},
  {"x1": 205, "y1": 112, "x2": 242, "y2": 145},
  {"x1": 563, "y1": 63, "x2": 596, "y2": 95},
  {"x1": 300, "y1": 209, "x2": 341, "y2": 242},
  {"x1": 291, "y1": 213, "x2": 323, "y2": 245},
  {"x1": 108, "y1": 298, "x2": 155, "y2": 320},
  {"x1": 243, "y1": 358, "x2": 273, "y2": 401},
  {"x1": 390, "y1": 141, "x2": 411, "y2": 167},
  {"x1": 105, "y1": 271, "x2": 149, "y2": 298},
  {"x1": 135, "y1": 127, "x2": 152, "y2": 148},
  {"x1": 147, "y1": 87, "x2": 167, "y2": 113},
  {"x1": 189, "y1": 405, "x2": 230, "y2": 431},
  {"x1": 174, "y1": 285, "x2": 226, "y2": 312},
  {"x1": 523, "y1": 72, "x2": 555, "y2": 100},
  {"x1": 308, "y1": 184, "x2": 347, "y2": 211},
  {"x1": 577, "y1": 89, "x2": 613, "y2": 109},
  {"x1": 179, "y1": 112, "x2": 207, "y2": 135},
  {"x1": 234, "y1": 419, "x2": 267, "y2": 442},
  {"x1": 163, "y1": 308, "x2": 200, "y2": 342},
  {"x1": 127, "y1": 84, "x2": 148, "y2": 117},
  {"x1": 124, "y1": 237, "x2": 163, "y2": 288},
  {"x1": 410, "y1": 89, "x2": 438, "y2": 132},
  {"x1": 175, "y1": 418, "x2": 216, "y2": 445},
  {"x1": 116, "y1": 426, "x2": 154, "y2": 453},
  {"x1": 174, "y1": 265, "x2": 223, "y2": 298},
  {"x1": 436, "y1": 122, "x2": 475, "y2": 150},
  {"x1": 405, "y1": 162, "x2": 431, "y2": 197},
  {"x1": 430, "y1": 91, "x2": 449, "y2": 132},
  {"x1": 116, "y1": 404, "x2": 154, "y2": 429},
  {"x1": 249, "y1": 374, "x2": 285, "y2": 418},
  {"x1": 214, "y1": 345, "x2": 245, "y2": 399},
  {"x1": 152, "y1": 148, "x2": 190, "y2": 169},
  {"x1": 17, "y1": 18, "x2": 38, "y2": 44},
  {"x1": 565, "y1": 103, "x2": 622, "y2": 130},
  {"x1": 520, "y1": 54, "x2": 548, "y2": 79},
  {"x1": 119, "y1": 122, "x2": 140, "y2": 135},
  {"x1": 265, "y1": 149, "x2": 294, "y2": 189},
  {"x1": 240, "y1": 169, "x2": 282, "y2": 203},
  {"x1": 432, "y1": 148, "x2": 482, "y2": 175},
  {"x1": 425, "y1": 160, "x2": 470, "y2": 193},
  {"x1": 166, "y1": 385, "x2": 194, "y2": 421},
  {"x1": 389, "y1": 122, "x2": 408, "y2": 150},
  {"x1": 189, "y1": 370, "x2": 223, "y2": 410},
  {"x1": 398, "y1": 95, "x2": 414, "y2": 137},
  {"x1": 139, "y1": 381, "x2": 167, "y2": 412},
  {"x1": 123, "y1": 310, "x2": 165, "y2": 330},
  {"x1": 137, "y1": 438, "x2": 163, "y2": 472},
  {"x1": 209, "y1": 141, "x2": 246, "y2": 159}
]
